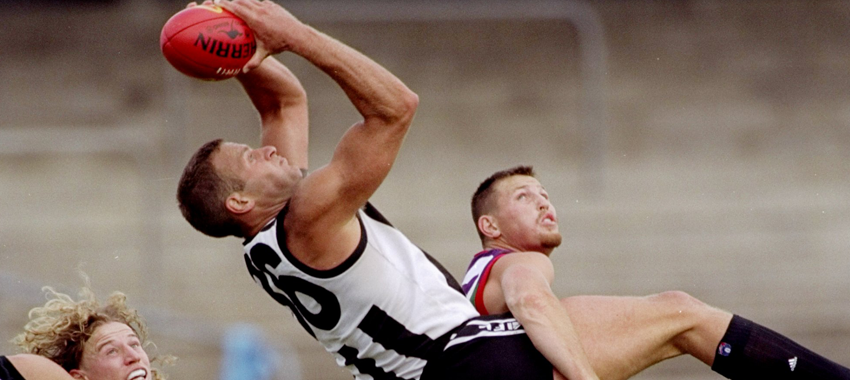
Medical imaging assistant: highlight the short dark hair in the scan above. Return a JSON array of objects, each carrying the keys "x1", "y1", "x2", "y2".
[
  {"x1": 471, "y1": 165, "x2": 535, "y2": 241},
  {"x1": 176, "y1": 139, "x2": 245, "y2": 238}
]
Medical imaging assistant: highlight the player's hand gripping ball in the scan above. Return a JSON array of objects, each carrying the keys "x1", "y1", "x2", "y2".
[{"x1": 160, "y1": 5, "x2": 256, "y2": 81}]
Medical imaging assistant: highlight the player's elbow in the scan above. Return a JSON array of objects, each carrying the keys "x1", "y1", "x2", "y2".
[
  {"x1": 506, "y1": 290, "x2": 552, "y2": 315},
  {"x1": 395, "y1": 90, "x2": 419, "y2": 126},
  {"x1": 402, "y1": 88, "x2": 419, "y2": 109},
  {"x1": 370, "y1": 89, "x2": 418, "y2": 131},
  {"x1": 282, "y1": 86, "x2": 308, "y2": 108}
]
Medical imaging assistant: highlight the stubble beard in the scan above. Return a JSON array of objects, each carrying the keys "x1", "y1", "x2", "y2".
[{"x1": 540, "y1": 231, "x2": 562, "y2": 251}]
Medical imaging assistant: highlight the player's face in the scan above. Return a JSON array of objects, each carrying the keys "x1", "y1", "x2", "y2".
[
  {"x1": 213, "y1": 142, "x2": 303, "y2": 201},
  {"x1": 72, "y1": 322, "x2": 151, "y2": 380},
  {"x1": 491, "y1": 175, "x2": 562, "y2": 253}
]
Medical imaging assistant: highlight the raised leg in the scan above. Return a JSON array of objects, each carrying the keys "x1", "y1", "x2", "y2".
[{"x1": 559, "y1": 291, "x2": 733, "y2": 380}]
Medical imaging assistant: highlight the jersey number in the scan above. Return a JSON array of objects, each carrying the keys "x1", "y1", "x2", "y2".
[
  {"x1": 246, "y1": 243, "x2": 341, "y2": 337},
  {"x1": 246, "y1": 241, "x2": 441, "y2": 380}
]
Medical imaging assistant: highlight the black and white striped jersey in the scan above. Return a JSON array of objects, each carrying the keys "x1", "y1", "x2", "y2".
[{"x1": 243, "y1": 204, "x2": 478, "y2": 380}]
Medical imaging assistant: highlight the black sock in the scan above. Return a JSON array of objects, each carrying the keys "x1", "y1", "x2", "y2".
[{"x1": 711, "y1": 315, "x2": 850, "y2": 379}]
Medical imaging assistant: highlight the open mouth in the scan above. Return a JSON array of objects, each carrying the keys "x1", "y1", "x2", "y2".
[{"x1": 128, "y1": 368, "x2": 147, "y2": 380}]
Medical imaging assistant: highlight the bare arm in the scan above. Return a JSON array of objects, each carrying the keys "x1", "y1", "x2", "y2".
[
  {"x1": 484, "y1": 252, "x2": 599, "y2": 380},
  {"x1": 219, "y1": 0, "x2": 418, "y2": 267},
  {"x1": 236, "y1": 56, "x2": 309, "y2": 171},
  {"x1": 284, "y1": 22, "x2": 418, "y2": 202},
  {"x1": 6, "y1": 354, "x2": 76, "y2": 380}
]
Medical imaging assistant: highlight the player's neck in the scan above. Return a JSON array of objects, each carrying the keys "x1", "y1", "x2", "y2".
[
  {"x1": 485, "y1": 240, "x2": 521, "y2": 254},
  {"x1": 485, "y1": 240, "x2": 554, "y2": 256},
  {"x1": 243, "y1": 201, "x2": 288, "y2": 237}
]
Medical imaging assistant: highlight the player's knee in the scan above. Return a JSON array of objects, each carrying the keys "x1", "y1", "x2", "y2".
[
  {"x1": 655, "y1": 290, "x2": 709, "y2": 316},
  {"x1": 654, "y1": 291, "x2": 729, "y2": 356}
]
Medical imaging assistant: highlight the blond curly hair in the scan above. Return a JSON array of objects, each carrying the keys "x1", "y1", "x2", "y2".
[{"x1": 13, "y1": 285, "x2": 171, "y2": 380}]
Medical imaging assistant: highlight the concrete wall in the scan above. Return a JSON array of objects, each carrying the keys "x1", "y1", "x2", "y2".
[{"x1": 1, "y1": 1, "x2": 849, "y2": 379}]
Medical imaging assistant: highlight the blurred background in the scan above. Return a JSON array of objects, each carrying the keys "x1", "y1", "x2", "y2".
[{"x1": 1, "y1": 0, "x2": 849, "y2": 379}]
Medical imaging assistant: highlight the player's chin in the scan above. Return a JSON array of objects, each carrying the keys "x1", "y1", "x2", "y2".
[{"x1": 541, "y1": 233, "x2": 562, "y2": 249}]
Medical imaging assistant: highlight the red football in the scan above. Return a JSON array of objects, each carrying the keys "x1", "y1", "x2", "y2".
[{"x1": 160, "y1": 5, "x2": 256, "y2": 81}]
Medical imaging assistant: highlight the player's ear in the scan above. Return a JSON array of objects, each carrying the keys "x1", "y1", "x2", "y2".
[
  {"x1": 478, "y1": 215, "x2": 500, "y2": 239},
  {"x1": 69, "y1": 369, "x2": 87, "y2": 380},
  {"x1": 225, "y1": 192, "x2": 254, "y2": 215}
]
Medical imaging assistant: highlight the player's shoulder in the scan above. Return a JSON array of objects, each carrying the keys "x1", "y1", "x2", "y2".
[
  {"x1": 489, "y1": 251, "x2": 555, "y2": 282},
  {"x1": 6, "y1": 353, "x2": 56, "y2": 367},
  {"x1": 286, "y1": 166, "x2": 352, "y2": 228},
  {"x1": 283, "y1": 195, "x2": 364, "y2": 269},
  {"x1": 6, "y1": 354, "x2": 73, "y2": 380}
]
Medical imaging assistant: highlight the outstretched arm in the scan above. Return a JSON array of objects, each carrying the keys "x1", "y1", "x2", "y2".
[
  {"x1": 236, "y1": 56, "x2": 309, "y2": 171},
  {"x1": 484, "y1": 252, "x2": 600, "y2": 380},
  {"x1": 218, "y1": 0, "x2": 418, "y2": 267},
  {"x1": 185, "y1": 1, "x2": 309, "y2": 169}
]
